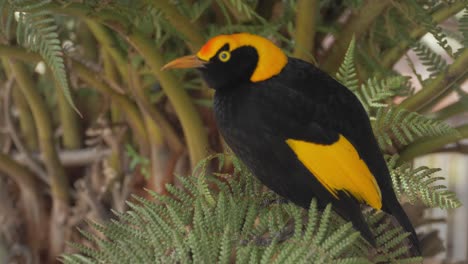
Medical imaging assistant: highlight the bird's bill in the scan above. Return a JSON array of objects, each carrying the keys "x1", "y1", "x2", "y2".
[{"x1": 161, "y1": 55, "x2": 206, "y2": 70}]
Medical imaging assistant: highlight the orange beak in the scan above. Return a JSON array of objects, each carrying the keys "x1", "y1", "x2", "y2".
[{"x1": 161, "y1": 55, "x2": 207, "y2": 70}]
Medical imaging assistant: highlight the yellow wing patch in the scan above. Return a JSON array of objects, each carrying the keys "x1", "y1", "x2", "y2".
[{"x1": 286, "y1": 135, "x2": 382, "y2": 210}]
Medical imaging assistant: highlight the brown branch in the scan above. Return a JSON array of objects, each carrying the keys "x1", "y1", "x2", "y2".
[
  {"x1": 146, "y1": 0, "x2": 205, "y2": 52},
  {"x1": 0, "y1": 153, "x2": 46, "y2": 263},
  {"x1": 380, "y1": 1, "x2": 466, "y2": 69},
  {"x1": 3, "y1": 77, "x2": 48, "y2": 184},
  {"x1": 55, "y1": 80, "x2": 82, "y2": 149},
  {"x1": 321, "y1": 0, "x2": 392, "y2": 73},
  {"x1": 12, "y1": 147, "x2": 112, "y2": 167},
  {"x1": 8, "y1": 60, "x2": 69, "y2": 201},
  {"x1": 72, "y1": 60, "x2": 149, "y2": 146},
  {"x1": 8, "y1": 59, "x2": 70, "y2": 260},
  {"x1": 398, "y1": 124, "x2": 468, "y2": 163},
  {"x1": 293, "y1": 0, "x2": 318, "y2": 63},
  {"x1": 38, "y1": 1, "x2": 211, "y2": 168},
  {"x1": 399, "y1": 47, "x2": 468, "y2": 112}
]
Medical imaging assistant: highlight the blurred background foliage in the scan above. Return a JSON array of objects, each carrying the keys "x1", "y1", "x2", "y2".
[{"x1": 0, "y1": 0, "x2": 466, "y2": 263}]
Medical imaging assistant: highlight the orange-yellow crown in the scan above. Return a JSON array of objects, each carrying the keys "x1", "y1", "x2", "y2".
[{"x1": 197, "y1": 33, "x2": 288, "y2": 82}]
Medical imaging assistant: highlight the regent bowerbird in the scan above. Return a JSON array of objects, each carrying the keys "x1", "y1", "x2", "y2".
[{"x1": 162, "y1": 33, "x2": 420, "y2": 254}]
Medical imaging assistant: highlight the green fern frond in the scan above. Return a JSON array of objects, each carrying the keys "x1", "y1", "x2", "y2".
[
  {"x1": 336, "y1": 36, "x2": 359, "y2": 92},
  {"x1": 374, "y1": 107, "x2": 458, "y2": 151},
  {"x1": 412, "y1": 42, "x2": 448, "y2": 78},
  {"x1": 387, "y1": 155, "x2": 462, "y2": 209},
  {"x1": 366, "y1": 211, "x2": 422, "y2": 263},
  {"x1": 429, "y1": 25, "x2": 454, "y2": 57},
  {"x1": 358, "y1": 76, "x2": 407, "y2": 114},
  {"x1": 336, "y1": 39, "x2": 408, "y2": 117},
  {"x1": 455, "y1": 8, "x2": 468, "y2": 57},
  {"x1": 8, "y1": 0, "x2": 80, "y2": 114},
  {"x1": 65, "y1": 154, "x2": 413, "y2": 264},
  {"x1": 460, "y1": 8, "x2": 468, "y2": 46},
  {"x1": 217, "y1": 0, "x2": 261, "y2": 21}
]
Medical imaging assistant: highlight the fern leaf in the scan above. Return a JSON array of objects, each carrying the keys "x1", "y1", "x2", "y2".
[
  {"x1": 413, "y1": 42, "x2": 447, "y2": 78},
  {"x1": 358, "y1": 76, "x2": 407, "y2": 114},
  {"x1": 336, "y1": 36, "x2": 359, "y2": 92},
  {"x1": 374, "y1": 107, "x2": 458, "y2": 151},
  {"x1": 459, "y1": 8, "x2": 468, "y2": 50},
  {"x1": 366, "y1": 212, "x2": 422, "y2": 264},
  {"x1": 387, "y1": 155, "x2": 462, "y2": 209},
  {"x1": 64, "y1": 154, "x2": 422, "y2": 263},
  {"x1": 12, "y1": 1, "x2": 80, "y2": 114}
]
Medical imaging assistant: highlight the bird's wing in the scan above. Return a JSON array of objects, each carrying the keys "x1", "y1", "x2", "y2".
[
  {"x1": 285, "y1": 132, "x2": 382, "y2": 210},
  {"x1": 260, "y1": 65, "x2": 385, "y2": 210}
]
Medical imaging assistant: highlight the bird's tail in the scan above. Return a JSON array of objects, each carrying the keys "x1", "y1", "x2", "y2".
[{"x1": 383, "y1": 199, "x2": 421, "y2": 255}]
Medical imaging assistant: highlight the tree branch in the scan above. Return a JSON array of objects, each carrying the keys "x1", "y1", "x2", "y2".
[
  {"x1": 380, "y1": 2, "x2": 466, "y2": 69},
  {"x1": 8, "y1": 59, "x2": 70, "y2": 260},
  {"x1": 40, "y1": 2, "x2": 211, "y2": 167},
  {"x1": 146, "y1": 0, "x2": 205, "y2": 52},
  {"x1": 321, "y1": 0, "x2": 392, "y2": 73},
  {"x1": 56, "y1": 80, "x2": 82, "y2": 149},
  {"x1": 399, "y1": 48, "x2": 468, "y2": 112},
  {"x1": 2, "y1": 77, "x2": 48, "y2": 184},
  {"x1": 398, "y1": 124, "x2": 468, "y2": 163},
  {"x1": 0, "y1": 153, "x2": 46, "y2": 263},
  {"x1": 72, "y1": 61, "x2": 149, "y2": 145},
  {"x1": 293, "y1": 0, "x2": 318, "y2": 63},
  {"x1": 8, "y1": 60, "x2": 69, "y2": 202}
]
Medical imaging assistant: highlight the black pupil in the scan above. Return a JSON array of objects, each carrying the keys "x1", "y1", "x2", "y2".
[{"x1": 221, "y1": 53, "x2": 227, "y2": 59}]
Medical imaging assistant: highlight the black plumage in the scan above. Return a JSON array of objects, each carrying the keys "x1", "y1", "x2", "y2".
[{"x1": 163, "y1": 33, "x2": 420, "y2": 255}]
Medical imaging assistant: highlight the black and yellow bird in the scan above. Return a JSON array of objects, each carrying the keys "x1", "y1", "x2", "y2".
[{"x1": 163, "y1": 33, "x2": 420, "y2": 253}]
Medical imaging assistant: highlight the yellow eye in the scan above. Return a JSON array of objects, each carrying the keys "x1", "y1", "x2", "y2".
[{"x1": 218, "y1": 51, "x2": 230, "y2": 62}]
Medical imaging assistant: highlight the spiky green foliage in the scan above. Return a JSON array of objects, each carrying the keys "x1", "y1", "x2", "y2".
[
  {"x1": 1, "y1": 0, "x2": 78, "y2": 113},
  {"x1": 357, "y1": 77, "x2": 408, "y2": 115},
  {"x1": 336, "y1": 36, "x2": 358, "y2": 92},
  {"x1": 412, "y1": 42, "x2": 448, "y2": 78},
  {"x1": 62, "y1": 155, "x2": 422, "y2": 264},
  {"x1": 337, "y1": 39, "x2": 409, "y2": 118},
  {"x1": 460, "y1": 8, "x2": 468, "y2": 50},
  {"x1": 373, "y1": 107, "x2": 458, "y2": 152},
  {"x1": 387, "y1": 155, "x2": 462, "y2": 209},
  {"x1": 336, "y1": 38, "x2": 458, "y2": 151}
]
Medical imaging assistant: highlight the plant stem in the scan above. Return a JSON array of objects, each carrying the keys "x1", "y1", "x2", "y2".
[
  {"x1": 87, "y1": 20, "x2": 184, "y2": 155},
  {"x1": 380, "y1": 1, "x2": 466, "y2": 68},
  {"x1": 85, "y1": 19, "x2": 129, "y2": 80},
  {"x1": 321, "y1": 0, "x2": 392, "y2": 73},
  {"x1": 76, "y1": 21, "x2": 99, "y2": 60},
  {"x1": 9, "y1": 60, "x2": 70, "y2": 202},
  {"x1": 103, "y1": 50, "x2": 124, "y2": 178},
  {"x1": 256, "y1": 0, "x2": 278, "y2": 19},
  {"x1": 398, "y1": 124, "x2": 468, "y2": 163},
  {"x1": 40, "y1": 2, "x2": 210, "y2": 167},
  {"x1": 56, "y1": 80, "x2": 82, "y2": 149},
  {"x1": 428, "y1": 97, "x2": 468, "y2": 120},
  {"x1": 9, "y1": 59, "x2": 70, "y2": 260},
  {"x1": 293, "y1": 0, "x2": 318, "y2": 63},
  {"x1": 146, "y1": 0, "x2": 205, "y2": 52},
  {"x1": 0, "y1": 44, "x2": 41, "y2": 61},
  {"x1": 129, "y1": 65, "x2": 184, "y2": 155},
  {"x1": 129, "y1": 69, "x2": 174, "y2": 194},
  {"x1": 12, "y1": 87, "x2": 38, "y2": 150},
  {"x1": 124, "y1": 30, "x2": 209, "y2": 167},
  {"x1": 72, "y1": 61, "x2": 149, "y2": 145},
  {"x1": 0, "y1": 153, "x2": 46, "y2": 262},
  {"x1": 0, "y1": 44, "x2": 151, "y2": 154},
  {"x1": 2, "y1": 58, "x2": 39, "y2": 151},
  {"x1": 399, "y1": 48, "x2": 468, "y2": 112}
]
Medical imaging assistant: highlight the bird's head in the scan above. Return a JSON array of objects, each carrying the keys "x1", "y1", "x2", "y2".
[{"x1": 162, "y1": 33, "x2": 288, "y2": 89}]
